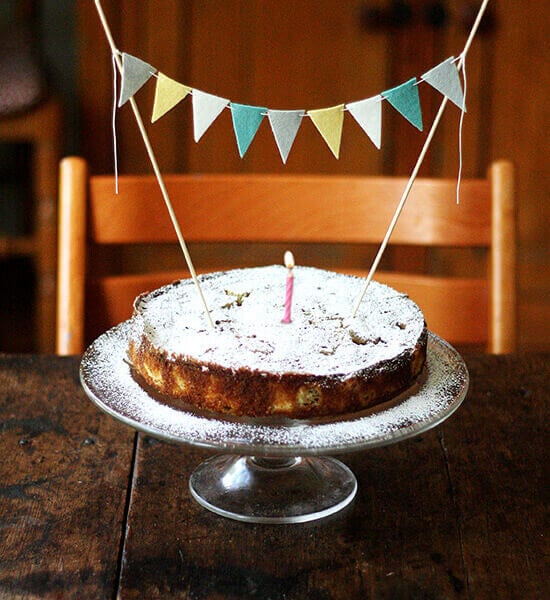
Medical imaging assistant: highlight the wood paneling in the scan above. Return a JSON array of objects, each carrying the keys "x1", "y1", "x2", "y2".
[
  {"x1": 75, "y1": 0, "x2": 549, "y2": 350},
  {"x1": 488, "y1": 0, "x2": 550, "y2": 350}
]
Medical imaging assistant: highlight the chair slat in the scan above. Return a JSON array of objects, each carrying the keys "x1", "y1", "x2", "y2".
[{"x1": 89, "y1": 174, "x2": 491, "y2": 246}]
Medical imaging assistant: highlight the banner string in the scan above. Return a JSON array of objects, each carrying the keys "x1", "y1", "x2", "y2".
[
  {"x1": 456, "y1": 53, "x2": 468, "y2": 204},
  {"x1": 112, "y1": 52, "x2": 119, "y2": 194}
]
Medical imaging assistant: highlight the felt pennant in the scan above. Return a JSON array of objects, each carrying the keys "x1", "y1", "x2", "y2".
[
  {"x1": 231, "y1": 103, "x2": 267, "y2": 158},
  {"x1": 267, "y1": 109, "x2": 305, "y2": 163},
  {"x1": 118, "y1": 52, "x2": 156, "y2": 107},
  {"x1": 111, "y1": 48, "x2": 474, "y2": 161},
  {"x1": 307, "y1": 104, "x2": 345, "y2": 158},
  {"x1": 421, "y1": 56, "x2": 466, "y2": 111},
  {"x1": 382, "y1": 78, "x2": 423, "y2": 131},
  {"x1": 192, "y1": 90, "x2": 229, "y2": 142},
  {"x1": 346, "y1": 95, "x2": 382, "y2": 149},
  {"x1": 151, "y1": 73, "x2": 192, "y2": 122}
]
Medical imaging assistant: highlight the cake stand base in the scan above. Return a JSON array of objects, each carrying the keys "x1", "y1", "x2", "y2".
[{"x1": 189, "y1": 455, "x2": 358, "y2": 524}]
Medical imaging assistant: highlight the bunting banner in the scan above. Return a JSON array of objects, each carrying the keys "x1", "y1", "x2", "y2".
[
  {"x1": 115, "y1": 51, "x2": 466, "y2": 162},
  {"x1": 94, "y1": 0, "x2": 487, "y2": 326}
]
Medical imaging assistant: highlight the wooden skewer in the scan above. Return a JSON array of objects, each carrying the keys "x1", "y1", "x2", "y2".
[
  {"x1": 93, "y1": 0, "x2": 214, "y2": 328},
  {"x1": 351, "y1": 0, "x2": 491, "y2": 318}
]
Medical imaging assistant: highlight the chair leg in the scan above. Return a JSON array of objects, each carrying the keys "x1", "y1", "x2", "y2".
[{"x1": 489, "y1": 160, "x2": 517, "y2": 354}]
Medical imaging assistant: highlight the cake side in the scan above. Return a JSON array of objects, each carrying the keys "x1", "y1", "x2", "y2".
[{"x1": 127, "y1": 266, "x2": 427, "y2": 417}]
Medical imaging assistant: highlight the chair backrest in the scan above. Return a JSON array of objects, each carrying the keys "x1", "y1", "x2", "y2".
[{"x1": 56, "y1": 156, "x2": 516, "y2": 355}]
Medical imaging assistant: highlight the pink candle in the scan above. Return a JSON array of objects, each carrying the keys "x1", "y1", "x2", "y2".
[{"x1": 281, "y1": 250, "x2": 295, "y2": 323}]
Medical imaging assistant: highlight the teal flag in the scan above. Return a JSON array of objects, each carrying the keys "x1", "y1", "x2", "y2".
[
  {"x1": 231, "y1": 103, "x2": 267, "y2": 157},
  {"x1": 382, "y1": 78, "x2": 423, "y2": 131},
  {"x1": 118, "y1": 53, "x2": 155, "y2": 107}
]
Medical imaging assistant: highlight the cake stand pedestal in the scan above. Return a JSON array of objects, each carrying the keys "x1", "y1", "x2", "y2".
[
  {"x1": 189, "y1": 455, "x2": 357, "y2": 524},
  {"x1": 80, "y1": 320, "x2": 468, "y2": 524}
]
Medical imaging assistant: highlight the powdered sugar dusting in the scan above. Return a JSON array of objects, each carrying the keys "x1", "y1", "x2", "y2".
[
  {"x1": 81, "y1": 320, "x2": 468, "y2": 455},
  {"x1": 131, "y1": 266, "x2": 425, "y2": 376}
]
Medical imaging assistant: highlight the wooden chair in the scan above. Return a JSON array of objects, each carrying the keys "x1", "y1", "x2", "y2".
[{"x1": 56, "y1": 156, "x2": 516, "y2": 355}]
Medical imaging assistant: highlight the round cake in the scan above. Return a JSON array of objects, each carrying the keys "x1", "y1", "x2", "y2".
[{"x1": 127, "y1": 266, "x2": 427, "y2": 418}]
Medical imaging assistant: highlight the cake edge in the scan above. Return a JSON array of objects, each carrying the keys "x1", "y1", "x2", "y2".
[{"x1": 127, "y1": 325, "x2": 427, "y2": 418}]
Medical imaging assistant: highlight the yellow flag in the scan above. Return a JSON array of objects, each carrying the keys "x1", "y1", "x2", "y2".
[
  {"x1": 307, "y1": 104, "x2": 345, "y2": 158},
  {"x1": 151, "y1": 73, "x2": 192, "y2": 123}
]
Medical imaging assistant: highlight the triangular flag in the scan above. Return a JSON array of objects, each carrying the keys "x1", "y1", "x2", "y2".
[
  {"x1": 307, "y1": 104, "x2": 345, "y2": 158},
  {"x1": 382, "y1": 78, "x2": 423, "y2": 131},
  {"x1": 151, "y1": 73, "x2": 192, "y2": 122},
  {"x1": 230, "y1": 103, "x2": 267, "y2": 158},
  {"x1": 192, "y1": 90, "x2": 229, "y2": 142},
  {"x1": 421, "y1": 57, "x2": 466, "y2": 111},
  {"x1": 267, "y1": 109, "x2": 305, "y2": 163},
  {"x1": 346, "y1": 95, "x2": 382, "y2": 149},
  {"x1": 118, "y1": 53, "x2": 155, "y2": 107}
]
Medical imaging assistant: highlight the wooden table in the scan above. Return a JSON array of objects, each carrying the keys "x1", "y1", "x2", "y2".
[{"x1": 0, "y1": 353, "x2": 547, "y2": 599}]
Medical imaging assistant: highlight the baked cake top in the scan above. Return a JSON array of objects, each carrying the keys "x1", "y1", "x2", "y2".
[{"x1": 132, "y1": 265, "x2": 425, "y2": 377}]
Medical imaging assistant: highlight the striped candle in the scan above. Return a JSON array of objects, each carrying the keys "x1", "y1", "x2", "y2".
[{"x1": 281, "y1": 250, "x2": 295, "y2": 323}]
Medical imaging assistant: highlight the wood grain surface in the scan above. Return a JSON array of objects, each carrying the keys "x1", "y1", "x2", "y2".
[
  {"x1": 0, "y1": 355, "x2": 135, "y2": 599},
  {"x1": 0, "y1": 353, "x2": 547, "y2": 599}
]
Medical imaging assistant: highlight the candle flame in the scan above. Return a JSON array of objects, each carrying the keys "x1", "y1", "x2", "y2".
[{"x1": 284, "y1": 250, "x2": 295, "y2": 270}]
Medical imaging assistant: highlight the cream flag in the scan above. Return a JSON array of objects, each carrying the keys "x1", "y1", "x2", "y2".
[
  {"x1": 346, "y1": 96, "x2": 382, "y2": 149},
  {"x1": 192, "y1": 90, "x2": 229, "y2": 142}
]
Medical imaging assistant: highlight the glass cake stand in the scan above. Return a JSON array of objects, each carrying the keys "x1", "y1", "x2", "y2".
[{"x1": 80, "y1": 320, "x2": 468, "y2": 524}]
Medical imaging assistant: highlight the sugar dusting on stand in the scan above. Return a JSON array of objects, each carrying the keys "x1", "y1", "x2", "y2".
[{"x1": 81, "y1": 319, "x2": 468, "y2": 453}]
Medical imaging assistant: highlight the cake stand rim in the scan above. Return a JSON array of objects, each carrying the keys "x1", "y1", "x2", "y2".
[{"x1": 79, "y1": 319, "x2": 469, "y2": 456}]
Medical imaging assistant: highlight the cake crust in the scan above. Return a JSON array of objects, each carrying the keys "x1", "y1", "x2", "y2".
[{"x1": 127, "y1": 266, "x2": 427, "y2": 418}]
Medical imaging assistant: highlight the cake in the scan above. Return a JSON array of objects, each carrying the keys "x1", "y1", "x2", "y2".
[{"x1": 127, "y1": 266, "x2": 427, "y2": 418}]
